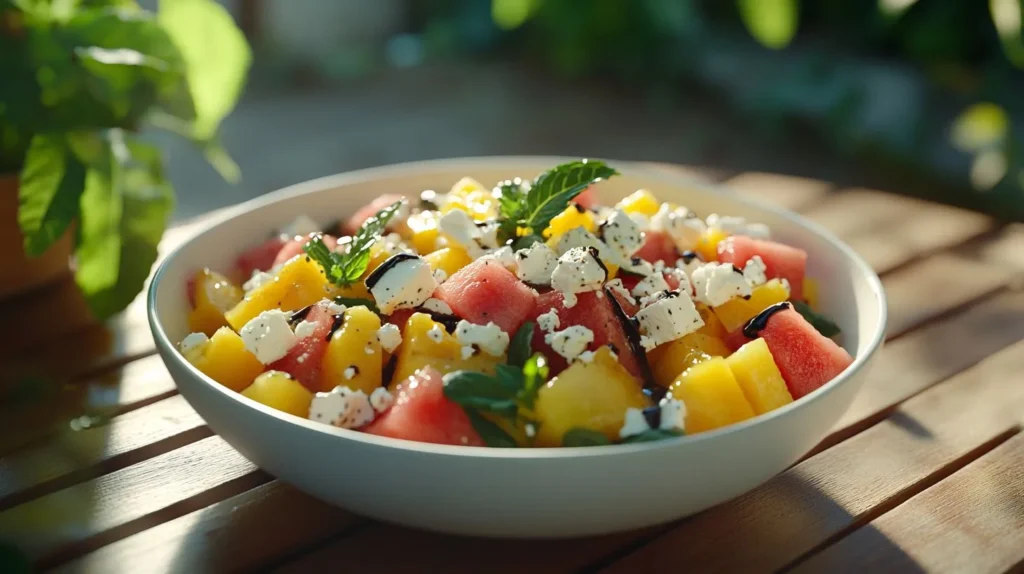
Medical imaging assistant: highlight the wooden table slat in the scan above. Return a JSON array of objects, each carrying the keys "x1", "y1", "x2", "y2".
[{"x1": 792, "y1": 432, "x2": 1024, "y2": 574}]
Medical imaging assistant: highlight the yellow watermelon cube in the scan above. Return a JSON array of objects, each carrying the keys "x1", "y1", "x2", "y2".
[
  {"x1": 726, "y1": 338, "x2": 793, "y2": 415},
  {"x1": 649, "y1": 333, "x2": 731, "y2": 388},
  {"x1": 616, "y1": 189, "x2": 660, "y2": 216},
  {"x1": 321, "y1": 306, "x2": 383, "y2": 393},
  {"x1": 712, "y1": 279, "x2": 791, "y2": 332},
  {"x1": 241, "y1": 371, "x2": 313, "y2": 417},
  {"x1": 225, "y1": 255, "x2": 332, "y2": 331},
  {"x1": 670, "y1": 357, "x2": 755, "y2": 433},
  {"x1": 184, "y1": 327, "x2": 264, "y2": 392}
]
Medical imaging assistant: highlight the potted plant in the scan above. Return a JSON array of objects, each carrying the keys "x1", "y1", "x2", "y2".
[{"x1": 0, "y1": 0, "x2": 250, "y2": 318}]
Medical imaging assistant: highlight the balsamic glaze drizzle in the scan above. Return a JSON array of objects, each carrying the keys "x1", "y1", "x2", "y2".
[
  {"x1": 742, "y1": 301, "x2": 791, "y2": 339},
  {"x1": 604, "y1": 285, "x2": 657, "y2": 390},
  {"x1": 364, "y1": 253, "x2": 419, "y2": 289}
]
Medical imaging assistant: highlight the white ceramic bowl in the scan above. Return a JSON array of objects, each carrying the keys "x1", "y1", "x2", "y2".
[{"x1": 149, "y1": 157, "x2": 886, "y2": 538}]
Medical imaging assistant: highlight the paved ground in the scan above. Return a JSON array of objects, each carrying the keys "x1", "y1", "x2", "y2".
[{"x1": 160, "y1": 63, "x2": 901, "y2": 222}]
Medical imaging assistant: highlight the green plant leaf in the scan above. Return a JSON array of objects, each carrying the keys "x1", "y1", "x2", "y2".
[
  {"x1": 791, "y1": 300, "x2": 842, "y2": 338},
  {"x1": 464, "y1": 409, "x2": 518, "y2": 447},
  {"x1": 519, "y1": 352, "x2": 548, "y2": 409},
  {"x1": 738, "y1": 0, "x2": 799, "y2": 50},
  {"x1": 990, "y1": 0, "x2": 1024, "y2": 68},
  {"x1": 74, "y1": 130, "x2": 173, "y2": 319},
  {"x1": 494, "y1": 363, "x2": 525, "y2": 395},
  {"x1": 507, "y1": 321, "x2": 535, "y2": 367},
  {"x1": 522, "y1": 160, "x2": 617, "y2": 233},
  {"x1": 17, "y1": 134, "x2": 86, "y2": 256},
  {"x1": 159, "y1": 0, "x2": 251, "y2": 139},
  {"x1": 303, "y1": 201, "x2": 403, "y2": 287},
  {"x1": 621, "y1": 428, "x2": 683, "y2": 443},
  {"x1": 562, "y1": 427, "x2": 612, "y2": 447},
  {"x1": 443, "y1": 370, "x2": 519, "y2": 416}
]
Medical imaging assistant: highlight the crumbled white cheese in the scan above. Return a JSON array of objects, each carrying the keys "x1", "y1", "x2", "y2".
[
  {"x1": 455, "y1": 320, "x2": 510, "y2": 356},
  {"x1": 628, "y1": 212, "x2": 651, "y2": 230},
  {"x1": 483, "y1": 245, "x2": 517, "y2": 270},
  {"x1": 515, "y1": 242, "x2": 558, "y2": 285},
  {"x1": 281, "y1": 214, "x2": 320, "y2": 238},
  {"x1": 379, "y1": 232, "x2": 412, "y2": 256},
  {"x1": 478, "y1": 222, "x2": 501, "y2": 249},
  {"x1": 537, "y1": 308, "x2": 560, "y2": 332},
  {"x1": 706, "y1": 214, "x2": 770, "y2": 239},
  {"x1": 551, "y1": 246, "x2": 608, "y2": 308},
  {"x1": 366, "y1": 254, "x2": 438, "y2": 315},
  {"x1": 369, "y1": 387, "x2": 394, "y2": 413},
  {"x1": 544, "y1": 325, "x2": 595, "y2": 362},
  {"x1": 525, "y1": 423, "x2": 537, "y2": 438},
  {"x1": 677, "y1": 252, "x2": 703, "y2": 277},
  {"x1": 662, "y1": 267, "x2": 693, "y2": 296},
  {"x1": 631, "y1": 273, "x2": 670, "y2": 301},
  {"x1": 327, "y1": 301, "x2": 348, "y2": 315},
  {"x1": 433, "y1": 268, "x2": 448, "y2": 284},
  {"x1": 240, "y1": 309, "x2": 299, "y2": 364},
  {"x1": 308, "y1": 386, "x2": 375, "y2": 429},
  {"x1": 604, "y1": 278, "x2": 637, "y2": 306},
  {"x1": 553, "y1": 226, "x2": 619, "y2": 265},
  {"x1": 179, "y1": 332, "x2": 209, "y2": 354},
  {"x1": 659, "y1": 398, "x2": 687, "y2": 432},
  {"x1": 343, "y1": 366, "x2": 358, "y2": 380},
  {"x1": 651, "y1": 204, "x2": 706, "y2": 250},
  {"x1": 421, "y1": 297, "x2": 454, "y2": 315},
  {"x1": 600, "y1": 209, "x2": 644, "y2": 259},
  {"x1": 243, "y1": 270, "x2": 276, "y2": 292},
  {"x1": 742, "y1": 255, "x2": 768, "y2": 287},
  {"x1": 577, "y1": 350, "x2": 597, "y2": 364},
  {"x1": 376, "y1": 323, "x2": 403, "y2": 353},
  {"x1": 620, "y1": 256, "x2": 655, "y2": 277},
  {"x1": 461, "y1": 345, "x2": 476, "y2": 360},
  {"x1": 438, "y1": 209, "x2": 481, "y2": 253},
  {"x1": 293, "y1": 319, "x2": 319, "y2": 339},
  {"x1": 634, "y1": 291, "x2": 704, "y2": 349},
  {"x1": 426, "y1": 324, "x2": 445, "y2": 343},
  {"x1": 619, "y1": 407, "x2": 650, "y2": 439},
  {"x1": 364, "y1": 344, "x2": 375, "y2": 355},
  {"x1": 691, "y1": 262, "x2": 752, "y2": 306}
]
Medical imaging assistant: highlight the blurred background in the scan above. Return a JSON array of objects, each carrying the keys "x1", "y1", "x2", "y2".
[{"x1": 152, "y1": 0, "x2": 1024, "y2": 222}]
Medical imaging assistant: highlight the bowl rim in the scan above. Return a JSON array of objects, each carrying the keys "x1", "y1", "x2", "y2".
[{"x1": 148, "y1": 155, "x2": 887, "y2": 459}]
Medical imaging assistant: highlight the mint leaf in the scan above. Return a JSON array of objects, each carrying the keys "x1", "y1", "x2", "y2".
[
  {"x1": 494, "y1": 364, "x2": 525, "y2": 395},
  {"x1": 303, "y1": 200, "x2": 403, "y2": 287},
  {"x1": 159, "y1": 0, "x2": 251, "y2": 139},
  {"x1": 792, "y1": 300, "x2": 841, "y2": 338},
  {"x1": 522, "y1": 160, "x2": 616, "y2": 233},
  {"x1": 508, "y1": 321, "x2": 535, "y2": 367},
  {"x1": 17, "y1": 134, "x2": 87, "y2": 257},
  {"x1": 519, "y1": 353, "x2": 548, "y2": 409},
  {"x1": 333, "y1": 296, "x2": 380, "y2": 315},
  {"x1": 443, "y1": 370, "x2": 519, "y2": 417},
  {"x1": 464, "y1": 409, "x2": 518, "y2": 448},
  {"x1": 562, "y1": 428, "x2": 612, "y2": 447},
  {"x1": 621, "y1": 428, "x2": 684, "y2": 444},
  {"x1": 512, "y1": 234, "x2": 543, "y2": 251}
]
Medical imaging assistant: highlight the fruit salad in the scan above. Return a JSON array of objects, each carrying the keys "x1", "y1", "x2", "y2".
[{"x1": 178, "y1": 160, "x2": 852, "y2": 448}]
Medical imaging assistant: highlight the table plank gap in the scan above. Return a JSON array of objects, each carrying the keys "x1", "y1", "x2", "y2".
[
  {"x1": 595, "y1": 338, "x2": 1024, "y2": 574},
  {"x1": 791, "y1": 432, "x2": 1024, "y2": 574}
]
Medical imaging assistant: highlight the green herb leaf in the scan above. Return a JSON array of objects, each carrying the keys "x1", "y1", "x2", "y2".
[
  {"x1": 494, "y1": 363, "x2": 525, "y2": 395},
  {"x1": 464, "y1": 409, "x2": 518, "y2": 448},
  {"x1": 791, "y1": 300, "x2": 841, "y2": 338},
  {"x1": 17, "y1": 134, "x2": 87, "y2": 256},
  {"x1": 522, "y1": 160, "x2": 617, "y2": 232},
  {"x1": 562, "y1": 427, "x2": 612, "y2": 447},
  {"x1": 333, "y1": 296, "x2": 380, "y2": 315},
  {"x1": 519, "y1": 353, "x2": 548, "y2": 409},
  {"x1": 512, "y1": 234, "x2": 543, "y2": 251},
  {"x1": 303, "y1": 200, "x2": 403, "y2": 287},
  {"x1": 508, "y1": 321, "x2": 535, "y2": 367},
  {"x1": 621, "y1": 428, "x2": 684, "y2": 444},
  {"x1": 443, "y1": 370, "x2": 519, "y2": 417}
]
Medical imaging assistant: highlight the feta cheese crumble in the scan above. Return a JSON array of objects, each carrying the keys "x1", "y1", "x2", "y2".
[
  {"x1": 243, "y1": 270, "x2": 275, "y2": 292},
  {"x1": 651, "y1": 204, "x2": 705, "y2": 250},
  {"x1": 706, "y1": 214, "x2": 770, "y2": 239},
  {"x1": 604, "y1": 278, "x2": 636, "y2": 306},
  {"x1": 421, "y1": 297, "x2": 454, "y2": 315},
  {"x1": 179, "y1": 332, "x2": 209, "y2": 354},
  {"x1": 376, "y1": 323, "x2": 403, "y2": 353},
  {"x1": 619, "y1": 407, "x2": 650, "y2": 439},
  {"x1": 455, "y1": 320, "x2": 510, "y2": 356},
  {"x1": 293, "y1": 319, "x2": 319, "y2": 339},
  {"x1": 433, "y1": 268, "x2": 448, "y2": 284},
  {"x1": 634, "y1": 291, "x2": 704, "y2": 349},
  {"x1": 327, "y1": 300, "x2": 348, "y2": 315},
  {"x1": 550, "y1": 246, "x2": 608, "y2": 308},
  {"x1": 544, "y1": 325, "x2": 595, "y2": 362},
  {"x1": 426, "y1": 324, "x2": 445, "y2": 343},
  {"x1": 343, "y1": 366, "x2": 358, "y2": 380},
  {"x1": 537, "y1": 308, "x2": 560, "y2": 332},
  {"x1": 309, "y1": 386, "x2": 375, "y2": 429},
  {"x1": 691, "y1": 262, "x2": 752, "y2": 306},
  {"x1": 483, "y1": 245, "x2": 517, "y2": 270},
  {"x1": 677, "y1": 251, "x2": 703, "y2": 277},
  {"x1": 658, "y1": 398, "x2": 687, "y2": 432},
  {"x1": 631, "y1": 273, "x2": 670, "y2": 301},
  {"x1": 369, "y1": 387, "x2": 394, "y2": 413},
  {"x1": 438, "y1": 209, "x2": 482, "y2": 254},
  {"x1": 553, "y1": 226, "x2": 618, "y2": 264},
  {"x1": 742, "y1": 255, "x2": 768, "y2": 287},
  {"x1": 515, "y1": 242, "x2": 558, "y2": 285},
  {"x1": 600, "y1": 209, "x2": 644, "y2": 258},
  {"x1": 365, "y1": 254, "x2": 438, "y2": 315},
  {"x1": 240, "y1": 309, "x2": 299, "y2": 364},
  {"x1": 478, "y1": 222, "x2": 501, "y2": 250}
]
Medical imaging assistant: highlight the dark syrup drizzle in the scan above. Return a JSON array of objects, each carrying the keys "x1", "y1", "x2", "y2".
[
  {"x1": 326, "y1": 312, "x2": 347, "y2": 341},
  {"x1": 382, "y1": 354, "x2": 398, "y2": 386},
  {"x1": 642, "y1": 406, "x2": 662, "y2": 429},
  {"x1": 288, "y1": 304, "x2": 314, "y2": 325},
  {"x1": 742, "y1": 301, "x2": 791, "y2": 339},
  {"x1": 364, "y1": 253, "x2": 419, "y2": 289},
  {"x1": 679, "y1": 250, "x2": 701, "y2": 264},
  {"x1": 604, "y1": 285, "x2": 658, "y2": 391},
  {"x1": 587, "y1": 246, "x2": 609, "y2": 279}
]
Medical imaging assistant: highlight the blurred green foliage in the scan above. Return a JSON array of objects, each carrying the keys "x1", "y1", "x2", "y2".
[{"x1": 417, "y1": 0, "x2": 1024, "y2": 219}]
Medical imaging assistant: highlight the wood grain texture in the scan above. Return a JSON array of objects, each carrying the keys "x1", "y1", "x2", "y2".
[
  {"x1": 794, "y1": 433, "x2": 1024, "y2": 574},
  {"x1": 0, "y1": 394, "x2": 208, "y2": 510},
  {"x1": 599, "y1": 339, "x2": 1024, "y2": 574},
  {"x1": 0, "y1": 436, "x2": 265, "y2": 568},
  {"x1": 0, "y1": 355, "x2": 178, "y2": 456},
  {"x1": 56, "y1": 481, "x2": 360, "y2": 574}
]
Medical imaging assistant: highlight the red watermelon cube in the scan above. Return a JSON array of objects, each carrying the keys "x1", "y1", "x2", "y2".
[
  {"x1": 525, "y1": 290, "x2": 645, "y2": 381},
  {"x1": 717, "y1": 236, "x2": 807, "y2": 300},
  {"x1": 269, "y1": 302, "x2": 334, "y2": 391},
  {"x1": 236, "y1": 236, "x2": 286, "y2": 278},
  {"x1": 633, "y1": 231, "x2": 678, "y2": 265},
  {"x1": 363, "y1": 367, "x2": 484, "y2": 446},
  {"x1": 572, "y1": 186, "x2": 598, "y2": 210},
  {"x1": 344, "y1": 194, "x2": 407, "y2": 235},
  {"x1": 747, "y1": 306, "x2": 853, "y2": 399},
  {"x1": 434, "y1": 259, "x2": 538, "y2": 333}
]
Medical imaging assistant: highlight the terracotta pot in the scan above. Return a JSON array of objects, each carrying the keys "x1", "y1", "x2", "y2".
[{"x1": 0, "y1": 175, "x2": 74, "y2": 301}]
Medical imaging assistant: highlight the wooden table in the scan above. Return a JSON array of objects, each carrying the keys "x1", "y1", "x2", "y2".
[{"x1": 2, "y1": 164, "x2": 1023, "y2": 573}]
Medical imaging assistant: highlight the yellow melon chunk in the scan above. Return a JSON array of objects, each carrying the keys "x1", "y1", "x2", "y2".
[
  {"x1": 390, "y1": 313, "x2": 503, "y2": 387},
  {"x1": 669, "y1": 357, "x2": 755, "y2": 434},
  {"x1": 184, "y1": 327, "x2": 264, "y2": 392},
  {"x1": 712, "y1": 279, "x2": 791, "y2": 332},
  {"x1": 803, "y1": 277, "x2": 820, "y2": 310},
  {"x1": 225, "y1": 256, "x2": 332, "y2": 331},
  {"x1": 424, "y1": 247, "x2": 473, "y2": 279},
  {"x1": 695, "y1": 228, "x2": 730, "y2": 262},
  {"x1": 542, "y1": 204, "x2": 596, "y2": 239},
  {"x1": 241, "y1": 371, "x2": 313, "y2": 417},
  {"x1": 695, "y1": 303, "x2": 728, "y2": 339},
  {"x1": 321, "y1": 306, "x2": 383, "y2": 393},
  {"x1": 616, "y1": 189, "x2": 660, "y2": 216},
  {"x1": 187, "y1": 268, "x2": 243, "y2": 336},
  {"x1": 649, "y1": 333, "x2": 731, "y2": 388},
  {"x1": 726, "y1": 338, "x2": 793, "y2": 415}
]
